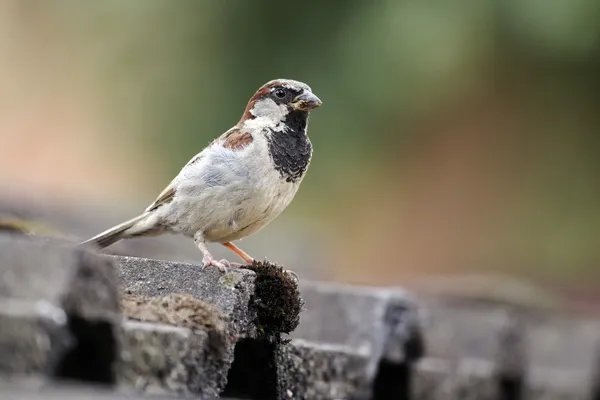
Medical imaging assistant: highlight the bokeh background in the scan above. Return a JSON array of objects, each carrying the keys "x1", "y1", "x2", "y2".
[{"x1": 1, "y1": 1, "x2": 599, "y2": 312}]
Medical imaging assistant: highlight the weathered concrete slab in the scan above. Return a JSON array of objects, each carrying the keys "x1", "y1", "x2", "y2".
[
  {"x1": 412, "y1": 357, "x2": 497, "y2": 400},
  {"x1": 276, "y1": 339, "x2": 373, "y2": 400},
  {"x1": 115, "y1": 256, "x2": 303, "y2": 340},
  {"x1": 526, "y1": 366, "x2": 595, "y2": 400},
  {"x1": 223, "y1": 278, "x2": 422, "y2": 400},
  {"x1": 418, "y1": 297, "x2": 513, "y2": 362},
  {"x1": 0, "y1": 377, "x2": 241, "y2": 399},
  {"x1": 525, "y1": 313, "x2": 600, "y2": 374},
  {"x1": 118, "y1": 320, "x2": 230, "y2": 397},
  {"x1": 293, "y1": 281, "x2": 423, "y2": 364},
  {"x1": 113, "y1": 255, "x2": 257, "y2": 339},
  {"x1": 0, "y1": 236, "x2": 119, "y2": 320},
  {"x1": 0, "y1": 299, "x2": 71, "y2": 376},
  {"x1": 413, "y1": 357, "x2": 595, "y2": 400},
  {"x1": 261, "y1": 281, "x2": 423, "y2": 399},
  {"x1": 0, "y1": 235, "x2": 120, "y2": 382},
  {"x1": 413, "y1": 295, "x2": 600, "y2": 400},
  {"x1": 117, "y1": 292, "x2": 234, "y2": 397},
  {"x1": 115, "y1": 257, "x2": 304, "y2": 397},
  {"x1": 223, "y1": 337, "x2": 374, "y2": 400}
]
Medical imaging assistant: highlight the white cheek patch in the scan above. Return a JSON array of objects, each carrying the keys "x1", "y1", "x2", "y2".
[
  {"x1": 250, "y1": 98, "x2": 288, "y2": 121},
  {"x1": 245, "y1": 97, "x2": 290, "y2": 133}
]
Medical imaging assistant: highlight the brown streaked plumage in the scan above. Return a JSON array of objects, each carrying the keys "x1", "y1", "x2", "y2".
[{"x1": 222, "y1": 128, "x2": 254, "y2": 150}]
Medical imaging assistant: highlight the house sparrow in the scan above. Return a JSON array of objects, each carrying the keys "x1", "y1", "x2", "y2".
[{"x1": 81, "y1": 79, "x2": 322, "y2": 272}]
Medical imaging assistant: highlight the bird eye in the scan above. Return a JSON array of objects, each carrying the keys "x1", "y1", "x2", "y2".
[{"x1": 273, "y1": 88, "x2": 286, "y2": 99}]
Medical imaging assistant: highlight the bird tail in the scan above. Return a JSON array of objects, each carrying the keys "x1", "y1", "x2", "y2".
[{"x1": 79, "y1": 213, "x2": 150, "y2": 249}]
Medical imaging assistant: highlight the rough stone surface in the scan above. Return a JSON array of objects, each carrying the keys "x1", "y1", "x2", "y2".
[
  {"x1": 118, "y1": 293, "x2": 233, "y2": 397},
  {"x1": 412, "y1": 294, "x2": 600, "y2": 399},
  {"x1": 525, "y1": 367, "x2": 595, "y2": 400},
  {"x1": 419, "y1": 297, "x2": 513, "y2": 363},
  {"x1": 525, "y1": 312, "x2": 600, "y2": 374},
  {"x1": 276, "y1": 339, "x2": 374, "y2": 400},
  {"x1": 412, "y1": 358, "x2": 497, "y2": 400},
  {"x1": 0, "y1": 236, "x2": 119, "y2": 320},
  {"x1": 223, "y1": 281, "x2": 422, "y2": 400},
  {"x1": 227, "y1": 281, "x2": 421, "y2": 400},
  {"x1": 3, "y1": 235, "x2": 598, "y2": 399},
  {"x1": 0, "y1": 300, "x2": 71, "y2": 376},
  {"x1": 0, "y1": 235, "x2": 120, "y2": 382},
  {"x1": 118, "y1": 320, "x2": 232, "y2": 397},
  {"x1": 413, "y1": 357, "x2": 597, "y2": 400},
  {"x1": 114, "y1": 256, "x2": 257, "y2": 339},
  {"x1": 115, "y1": 257, "x2": 303, "y2": 340},
  {"x1": 115, "y1": 257, "x2": 304, "y2": 397},
  {"x1": 224, "y1": 337, "x2": 376, "y2": 400},
  {"x1": 293, "y1": 281, "x2": 423, "y2": 364},
  {"x1": 0, "y1": 377, "x2": 242, "y2": 399}
]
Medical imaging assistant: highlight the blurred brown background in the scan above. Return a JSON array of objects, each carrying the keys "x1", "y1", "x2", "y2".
[{"x1": 1, "y1": 1, "x2": 599, "y2": 312}]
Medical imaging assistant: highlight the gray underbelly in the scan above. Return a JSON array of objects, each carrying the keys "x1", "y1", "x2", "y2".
[{"x1": 164, "y1": 180, "x2": 298, "y2": 242}]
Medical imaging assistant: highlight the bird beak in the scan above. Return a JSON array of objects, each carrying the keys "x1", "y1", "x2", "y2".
[{"x1": 291, "y1": 92, "x2": 322, "y2": 111}]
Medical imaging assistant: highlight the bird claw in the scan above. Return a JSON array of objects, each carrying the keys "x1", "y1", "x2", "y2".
[{"x1": 201, "y1": 257, "x2": 229, "y2": 273}]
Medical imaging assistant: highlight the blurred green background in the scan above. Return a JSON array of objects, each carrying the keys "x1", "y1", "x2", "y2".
[{"x1": 1, "y1": 0, "x2": 599, "y2": 309}]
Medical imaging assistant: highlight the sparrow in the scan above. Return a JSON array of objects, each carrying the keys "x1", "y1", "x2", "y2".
[{"x1": 80, "y1": 79, "x2": 322, "y2": 272}]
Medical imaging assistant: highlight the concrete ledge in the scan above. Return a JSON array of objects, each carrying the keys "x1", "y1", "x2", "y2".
[
  {"x1": 118, "y1": 320, "x2": 230, "y2": 397},
  {"x1": 114, "y1": 256, "x2": 257, "y2": 339},
  {"x1": 413, "y1": 357, "x2": 596, "y2": 399},
  {"x1": 293, "y1": 281, "x2": 423, "y2": 364},
  {"x1": 413, "y1": 358, "x2": 497, "y2": 400},
  {"x1": 117, "y1": 292, "x2": 234, "y2": 397},
  {"x1": 114, "y1": 256, "x2": 304, "y2": 339},
  {"x1": 0, "y1": 378, "x2": 241, "y2": 399},
  {"x1": 1, "y1": 235, "x2": 599, "y2": 399},
  {"x1": 0, "y1": 299, "x2": 71, "y2": 376},
  {"x1": 276, "y1": 339, "x2": 375, "y2": 400},
  {"x1": 0, "y1": 235, "x2": 120, "y2": 383},
  {"x1": 113, "y1": 256, "x2": 304, "y2": 397}
]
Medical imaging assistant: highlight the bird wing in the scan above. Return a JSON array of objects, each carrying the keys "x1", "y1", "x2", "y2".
[
  {"x1": 144, "y1": 125, "x2": 252, "y2": 213},
  {"x1": 145, "y1": 184, "x2": 176, "y2": 212}
]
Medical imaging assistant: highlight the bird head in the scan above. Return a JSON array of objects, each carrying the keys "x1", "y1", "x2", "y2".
[{"x1": 240, "y1": 79, "x2": 322, "y2": 125}]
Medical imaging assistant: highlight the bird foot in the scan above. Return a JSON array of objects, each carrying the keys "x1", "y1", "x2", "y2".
[{"x1": 201, "y1": 257, "x2": 236, "y2": 273}]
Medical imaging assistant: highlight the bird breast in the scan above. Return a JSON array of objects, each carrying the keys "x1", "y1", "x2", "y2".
[{"x1": 161, "y1": 135, "x2": 304, "y2": 242}]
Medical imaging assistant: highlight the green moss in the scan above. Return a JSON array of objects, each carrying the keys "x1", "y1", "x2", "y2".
[
  {"x1": 244, "y1": 260, "x2": 304, "y2": 342},
  {"x1": 219, "y1": 271, "x2": 239, "y2": 288}
]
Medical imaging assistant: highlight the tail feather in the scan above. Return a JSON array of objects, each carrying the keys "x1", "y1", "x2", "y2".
[{"x1": 79, "y1": 213, "x2": 148, "y2": 249}]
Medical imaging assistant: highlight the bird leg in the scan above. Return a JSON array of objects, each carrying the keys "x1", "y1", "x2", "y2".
[
  {"x1": 195, "y1": 234, "x2": 230, "y2": 273},
  {"x1": 222, "y1": 242, "x2": 254, "y2": 264},
  {"x1": 221, "y1": 241, "x2": 299, "y2": 282}
]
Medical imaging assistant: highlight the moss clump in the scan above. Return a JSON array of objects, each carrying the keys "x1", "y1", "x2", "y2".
[
  {"x1": 244, "y1": 260, "x2": 304, "y2": 341},
  {"x1": 121, "y1": 292, "x2": 232, "y2": 365},
  {"x1": 121, "y1": 292, "x2": 227, "y2": 335}
]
